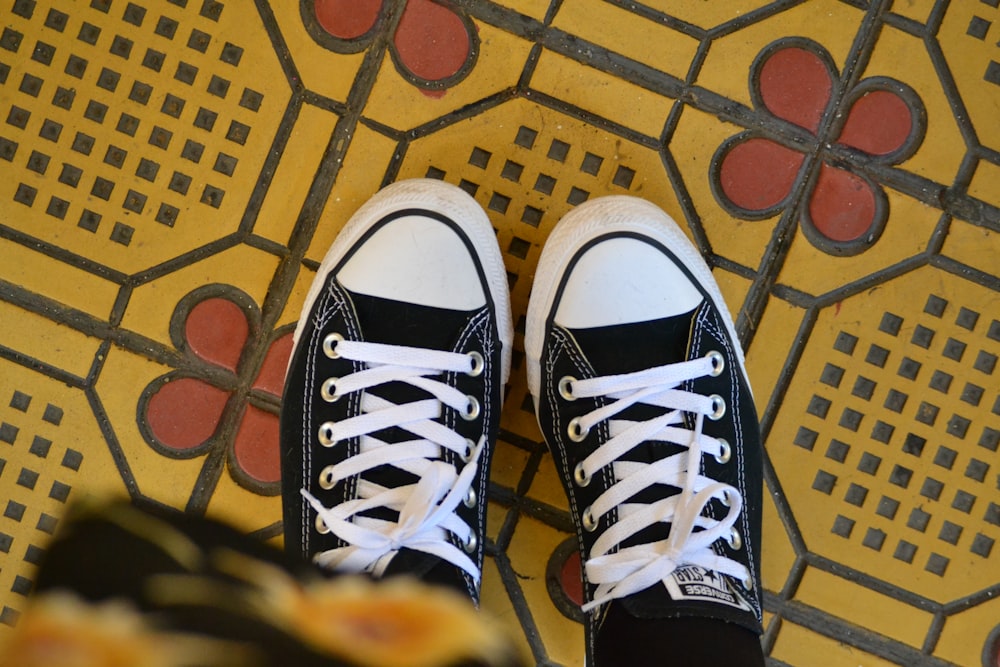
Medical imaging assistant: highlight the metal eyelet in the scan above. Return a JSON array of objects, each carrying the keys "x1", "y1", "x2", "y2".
[
  {"x1": 715, "y1": 438, "x2": 731, "y2": 464},
  {"x1": 315, "y1": 513, "x2": 330, "y2": 535},
  {"x1": 461, "y1": 396, "x2": 480, "y2": 421},
  {"x1": 318, "y1": 421, "x2": 337, "y2": 447},
  {"x1": 743, "y1": 575, "x2": 755, "y2": 590},
  {"x1": 582, "y1": 506, "x2": 598, "y2": 532},
  {"x1": 708, "y1": 394, "x2": 726, "y2": 420},
  {"x1": 720, "y1": 489, "x2": 733, "y2": 508},
  {"x1": 464, "y1": 487, "x2": 477, "y2": 508},
  {"x1": 567, "y1": 417, "x2": 590, "y2": 442},
  {"x1": 727, "y1": 528, "x2": 742, "y2": 551},
  {"x1": 573, "y1": 461, "x2": 591, "y2": 487},
  {"x1": 460, "y1": 439, "x2": 474, "y2": 463},
  {"x1": 558, "y1": 376, "x2": 577, "y2": 401},
  {"x1": 319, "y1": 466, "x2": 336, "y2": 490},
  {"x1": 320, "y1": 377, "x2": 340, "y2": 403},
  {"x1": 467, "y1": 351, "x2": 484, "y2": 377},
  {"x1": 707, "y1": 350, "x2": 725, "y2": 377},
  {"x1": 463, "y1": 532, "x2": 478, "y2": 553},
  {"x1": 322, "y1": 332, "x2": 344, "y2": 359}
]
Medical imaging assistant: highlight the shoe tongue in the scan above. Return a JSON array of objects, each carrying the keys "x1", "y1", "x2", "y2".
[
  {"x1": 348, "y1": 290, "x2": 477, "y2": 351},
  {"x1": 381, "y1": 547, "x2": 472, "y2": 596},
  {"x1": 566, "y1": 306, "x2": 699, "y2": 375}
]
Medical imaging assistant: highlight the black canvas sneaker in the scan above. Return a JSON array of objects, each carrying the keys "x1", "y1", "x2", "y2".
[
  {"x1": 525, "y1": 197, "x2": 763, "y2": 662},
  {"x1": 280, "y1": 179, "x2": 513, "y2": 604}
]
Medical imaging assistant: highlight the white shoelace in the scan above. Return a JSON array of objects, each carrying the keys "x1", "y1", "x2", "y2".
[
  {"x1": 564, "y1": 353, "x2": 750, "y2": 611},
  {"x1": 302, "y1": 337, "x2": 484, "y2": 583}
]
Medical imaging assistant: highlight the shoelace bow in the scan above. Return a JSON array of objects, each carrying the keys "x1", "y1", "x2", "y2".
[
  {"x1": 302, "y1": 338, "x2": 484, "y2": 582},
  {"x1": 566, "y1": 354, "x2": 750, "y2": 611}
]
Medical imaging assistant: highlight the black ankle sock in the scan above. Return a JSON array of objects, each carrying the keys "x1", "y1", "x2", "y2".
[{"x1": 595, "y1": 606, "x2": 765, "y2": 667}]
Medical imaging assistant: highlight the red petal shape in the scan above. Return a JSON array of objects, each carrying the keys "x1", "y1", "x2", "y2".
[
  {"x1": 719, "y1": 138, "x2": 805, "y2": 212},
  {"x1": 837, "y1": 89, "x2": 913, "y2": 155},
  {"x1": 808, "y1": 164, "x2": 877, "y2": 242},
  {"x1": 759, "y1": 47, "x2": 832, "y2": 133},
  {"x1": 394, "y1": 0, "x2": 471, "y2": 82},
  {"x1": 253, "y1": 332, "x2": 293, "y2": 397},
  {"x1": 560, "y1": 549, "x2": 583, "y2": 607},
  {"x1": 233, "y1": 405, "x2": 281, "y2": 484},
  {"x1": 185, "y1": 297, "x2": 249, "y2": 372},
  {"x1": 147, "y1": 378, "x2": 229, "y2": 451},
  {"x1": 314, "y1": 0, "x2": 382, "y2": 40}
]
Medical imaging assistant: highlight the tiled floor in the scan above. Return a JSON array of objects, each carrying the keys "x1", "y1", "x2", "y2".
[{"x1": 1, "y1": 0, "x2": 999, "y2": 665}]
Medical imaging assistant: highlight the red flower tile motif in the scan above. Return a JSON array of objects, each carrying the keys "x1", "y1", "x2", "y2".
[
  {"x1": 138, "y1": 286, "x2": 293, "y2": 494},
  {"x1": 712, "y1": 38, "x2": 925, "y2": 255},
  {"x1": 303, "y1": 0, "x2": 479, "y2": 92}
]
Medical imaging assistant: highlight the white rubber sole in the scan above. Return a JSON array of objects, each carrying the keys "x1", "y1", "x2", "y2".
[
  {"x1": 294, "y1": 178, "x2": 514, "y2": 387},
  {"x1": 524, "y1": 195, "x2": 747, "y2": 405}
]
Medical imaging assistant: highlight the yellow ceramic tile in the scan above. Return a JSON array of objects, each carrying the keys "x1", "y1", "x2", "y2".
[
  {"x1": 205, "y1": 473, "x2": 281, "y2": 536},
  {"x1": 530, "y1": 48, "x2": 672, "y2": 139},
  {"x1": 771, "y1": 620, "x2": 902, "y2": 667},
  {"x1": 941, "y1": 220, "x2": 1000, "y2": 279},
  {"x1": 761, "y1": 477, "x2": 797, "y2": 595},
  {"x1": 363, "y1": 23, "x2": 534, "y2": 131},
  {"x1": 264, "y1": 2, "x2": 365, "y2": 104},
  {"x1": 1, "y1": 238, "x2": 120, "y2": 320},
  {"x1": 506, "y1": 514, "x2": 583, "y2": 666},
  {"x1": 480, "y1": 556, "x2": 534, "y2": 666},
  {"x1": 890, "y1": 0, "x2": 936, "y2": 24},
  {"x1": 0, "y1": 358, "x2": 130, "y2": 639},
  {"x1": 933, "y1": 594, "x2": 1000, "y2": 667},
  {"x1": 503, "y1": 369, "x2": 543, "y2": 444},
  {"x1": 746, "y1": 296, "x2": 806, "y2": 422},
  {"x1": 492, "y1": 438, "x2": 533, "y2": 490},
  {"x1": 671, "y1": 105, "x2": 777, "y2": 270},
  {"x1": 119, "y1": 245, "x2": 280, "y2": 348},
  {"x1": 712, "y1": 267, "x2": 753, "y2": 324},
  {"x1": 0, "y1": 301, "x2": 103, "y2": 380},
  {"x1": 492, "y1": 0, "x2": 552, "y2": 21},
  {"x1": 769, "y1": 265, "x2": 1000, "y2": 603},
  {"x1": 527, "y1": 452, "x2": 570, "y2": 513},
  {"x1": 95, "y1": 346, "x2": 206, "y2": 510},
  {"x1": 279, "y1": 263, "x2": 315, "y2": 329},
  {"x1": 305, "y1": 124, "x2": 400, "y2": 263},
  {"x1": 777, "y1": 189, "x2": 939, "y2": 297},
  {"x1": 486, "y1": 500, "x2": 509, "y2": 544},
  {"x1": 551, "y1": 0, "x2": 699, "y2": 79},
  {"x1": 939, "y1": 3, "x2": 1000, "y2": 152},
  {"x1": 695, "y1": 0, "x2": 864, "y2": 107},
  {"x1": 860, "y1": 25, "x2": 964, "y2": 186},
  {"x1": 252, "y1": 103, "x2": 342, "y2": 246},
  {"x1": 969, "y1": 158, "x2": 1000, "y2": 209},
  {"x1": 796, "y1": 567, "x2": 932, "y2": 647},
  {"x1": 0, "y1": 0, "x2": 291, "y2": 275},
  {"x1": 642, "y1": 1, "x2": 780, "y2": 30}
]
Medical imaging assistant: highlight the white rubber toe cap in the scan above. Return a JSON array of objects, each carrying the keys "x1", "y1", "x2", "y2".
[
  {"x1": 553, "y1": 236, "x2": 704, "y2": 329},
  {"x1": 337, "y1": 214, "x2": 486, "y2": 311}
]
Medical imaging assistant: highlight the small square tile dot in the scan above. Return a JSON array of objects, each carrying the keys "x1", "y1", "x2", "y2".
[
  {"x1": 501, "y1": 160, "x2": 523, "y2": 182},
  {"x1": 973, "y1": 350, "x2": 997, "y2": 375},
  {"x1": 960, "y1": 383, "x2": 984, "y2": 406},
  {"x1": 812, "y1": 470, "x2": 837, "y2": 494},
  {"x1": 907, "y1": 507, "x2": 930, "y2": 531},
  {"x1": 879, "y1": 312, "x2": 903, "y2": 336},
  {"x1": 902, "y1": 433, "x2": 926, "y2": 457},
  {"x1": 831, "y1": 515, "x2": 855, "y2": 538},
  {"x1": 838, "y1": 408, "x2": 863, "y2": 432},
  {"x1": 834, "y1": 332, "x2": 858, "y2": 355},
  {"x1": 920, "y1": 477, "x2": 944, "y2": 501},
  {"x1": 514, "y1": 126, "x2": 537, "y2": 149},
  {"x1": 952, "y1": 490, "x2": 976, "y2": 514},
  {"x1": 915, "y1": 401, "x2": 939, "y2": 426},
  {"x1": 820, "y1": 364, "x2": 845, "y2": 388},
  {"x1": 946, "y1": 414, "x2": 971, "y2": 439},
  {"x1": 925, "y1": 553, "x2": 949, "y2": 577},
  {"x1": 965, "y1": 458, "x2": 989, "y2": 483},
  {"x1": 933, "y1": 446, "x2": 957, "y2": 470},
  {"x1": 468, "y1": 146, "x2": 491, "y2": 169},
  {"x1": 978, "y1": 427, "x2": 999, "y2": 452},
  {"x1": 870, "y1": 420, "x2": 895, "y2": 444},
  {"x1": 924, "y1": 294, "x2": 947, "y2": 317},
  {"x1": 986, "y1": 503, "x2": 1000, "y2": 527},
  {"x1": 862, "y1": 527, "x2": 886, "y2": 551},
  {"x1": 884, "y1": 389, "x2": 907, "y2": 413},
  {"x1": 929, "y1": 370, "x2": 953, "y2": 393},
  {"x1": 857, "y1": 452, "x2": 881, "y2": 475},
  {"x1": 793, "y1": 427, "x2": 818, "y2": 451},
  {"x1": 911, "y1": 325, "x2": 935, "y2": 349},
  {"x1": 36, "y1": 514, "x2": 57, "y2": 534},
  {"x1": 942, "y1": 338, "x2": 967, "y2": 362},
  {"x1": 875, "y1": 495, "x2": 899, "y2": 519},
  {"x1": 897, "y1": 357, "x2": 921, "y2": 380},
  {"x1": 865, "y1": 344, "x2": 889, "y2": 367},
  {"x1": 971, "y1": 533, "x2": 994, "y2": 558},
  {"x1": 807, "y1": 395, "x2": 831, "y2": 419},
  {"x1": 844, "y1": 483, "x2": 868, "y2": 507},
  {"x1": 851, "y1": 376, "x2": 876, "y2": 400},
  {"x1": 890, "y1": 465, "x2": 914, "y2": 489},
  {"x1": 894, "y1": 540, "x2": 917, "y2": 563},
  {"x1": 825, "y1": 439, "x2": 850, "y2": 463}
]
